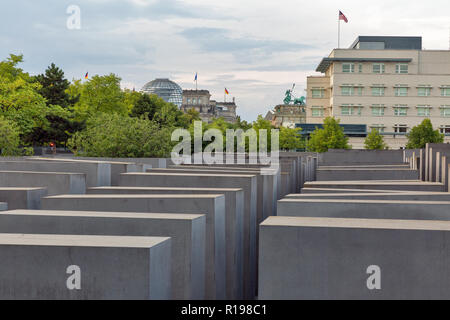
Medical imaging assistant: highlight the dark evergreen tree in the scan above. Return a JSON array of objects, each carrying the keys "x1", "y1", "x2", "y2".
[{"x1": 35, "y1": 63, "x2": 75, "y2": 108}]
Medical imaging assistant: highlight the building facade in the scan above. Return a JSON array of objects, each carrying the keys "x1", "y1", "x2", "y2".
[
  {"x1": 180, "y1": 90, "x2": 237, "y2": 123},
  {"x1": 265, "y1": 105, "x2": 306, "y2": 128},
  {"x1": 306, "y1": 36, "x2": 450, "y2": 149}
]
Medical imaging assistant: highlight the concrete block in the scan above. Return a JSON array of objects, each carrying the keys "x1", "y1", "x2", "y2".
[
  {"x1": 316, "y1": 169, "x2": 419, "y2": 181},
  {"x1": 277, "y1": 198, "x2": 450, "y2": 220},
  {"x1": 28, "y1": 157, "x2": 150, "y2": 186},
  {"x1": 0, "y1": 210, "x2": 204, "y2": 300},
  {"x1": 0, "y1": 160, "x2": 110, "y2": 187},
  {"x1": 259, "y1": 216, "x2": 450, "y2": 299},
  {"x1": 301, "y1": 187, "x2": 411, "y2": 194},
  {"x1": 304, "y1": 181, "x2": 444, "y2": 192},
  {"x1": 118, "y1": 172, "x2": 257, "y2": 300},
  {"x1": 0, "y1": 188, "x2": 47, "y2": 209},
  {"x1": 0, "y1": 171, "x2": 86, "y2": 195},
  {"x1": 41, "y1": 194, "x2": 225, "y2": 300},
  {"x1": 0, "y1": 233, "x2": 171, "y2": 300},
  {"x1": 147, "y1": 167, "x2": 274, "y2": 224},
  {"x1": 286, "y1": 192, "x2": 450, "y2": 201},
  {"x1": 88, "y1": 186, "x2": 244, "y2": 300},
  {"x1": 319, "y1": 149, "x2": 404, "y2": 166}
]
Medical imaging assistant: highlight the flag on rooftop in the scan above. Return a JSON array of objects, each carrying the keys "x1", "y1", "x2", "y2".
[{"x1": 339, "y1": 11, "x2": 348, "y2": 23}]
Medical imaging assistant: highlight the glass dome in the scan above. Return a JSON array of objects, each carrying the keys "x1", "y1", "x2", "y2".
[{"x1": 141, "y1": 78, "x2": 183, "y2": 107}]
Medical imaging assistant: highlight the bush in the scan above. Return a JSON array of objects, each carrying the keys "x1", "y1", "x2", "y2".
[{"x1": 68, "y1": 113, "x2": 175, "y2": 158}]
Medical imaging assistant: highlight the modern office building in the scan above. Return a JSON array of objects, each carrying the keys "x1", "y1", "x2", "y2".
[
  {"x1": 180, "y1": 90, "x2": 238, "y2": 123},
  {"x1": 306, "y1": 36, "x2": 450, "y2": 149},
  {"x1": 141, "y1": 78, "x2": 183, "y2": 107}
]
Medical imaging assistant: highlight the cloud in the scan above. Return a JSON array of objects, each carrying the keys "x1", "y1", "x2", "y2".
[{"x1": 1, "y1": 0, "x2": 450, "y2": 121}]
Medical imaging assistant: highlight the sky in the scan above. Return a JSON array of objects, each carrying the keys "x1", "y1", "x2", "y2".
[{"x1": 1, "y1": 0, "x2": 450, "y2": 121}]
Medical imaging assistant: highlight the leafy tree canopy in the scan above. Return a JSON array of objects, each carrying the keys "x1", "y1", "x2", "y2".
[
  {"x1": 364, "y1": 129, "x2": 388, "y2": 150},
  {"x1": 406, "y1": 118, "x2": 444, "y2": 149},
  {"x1": 307, "y1": 117, "x2": 350, "y2": 152}
]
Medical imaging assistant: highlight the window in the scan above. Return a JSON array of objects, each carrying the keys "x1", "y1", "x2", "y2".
[
  {"x1": 441, "y1": 88, "x2": 450, "y2": 96},
  {"x1": 370, "y1": 125, "x2": 385, "y2": 133},
  {"x1": 440, "y1": 126, "x2": 450, "y2": 134},
  {"x1": 371, "y1": 105, "x2": 385, "y2": 116},
  {"x1": 418, "y1": 87, "x2": 431, "y2": 97},
  {"x1": 342, "y1": 63, "x2": 355, "y2": 73},
  {"x1": 372, "y1": 86, "x2": 385, "y2": 96},
  {"x1": 396, "y1": 64, "x2": 409, "y2": 74},
  {"x1": 340, "y1": 105, "x2": 362, "y2": 116},
  {"x1": 372, "y1": 63, "x2": 385, "y2": 74},
  {"x1": 311, "y1": 107, "x2": 324, "y2": 117},
  {"x1": 341, "y1": 86, "x2": 353, "y2": 96},
  {"x1": 312, "y1": 88, "x2": 325, "y2": 98},
  {"x1": 441, "y1": 106, "x2": 450, "y2": 117},
  {"x1": 395, "y1": 86, "x2": 408, "y2": 97},
  {"x1": 187, "y1": 98, "x2": 191, "y2": 104},
  {"x1": 417, "y1": 106, "x2": 431, "y2": 117},
  {"x1": 341, "y1": 85, "x2": 362, "y2": 96},
  {"x1": 341, "y1": 106, "x2": 353, "y2": 116},
  {"x1": 358, "y1": 64, "x2": 363, "y2": 73},
  {"x1": 394, "y1": 125, "x2": 408, "y2": 133},
  {"x1": 394, "y1": 106, "x2": 408, "y2": 116}
]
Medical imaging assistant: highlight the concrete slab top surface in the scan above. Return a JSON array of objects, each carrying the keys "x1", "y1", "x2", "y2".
[
  {"x1": 45, "y1": 194, "x2": 225, "y2": 199},
  {"x1": 0, "y1": 187, "x2": 47, "y2": 191},
  {"x1": 288, "y1": 192, "x2": 450, "y2": 197},
  {"x1": 301, "y1": 188, "x2": 413, "y2": 193},
  {"x1": 306, "y1": 180, "x2": 441, "y2": 185},
  {"x1": 0, "y1": 170, "x2": 84, "y2": 176},
  {"x1": 123, "y1": 172, "x2": 256, "y2": 178},
  {"x1": 31, "y1": 157, "x2": 137, "y2": 165},
  {"x1": 0, "y1": 233, "x2": 170, "y2": 248},
  {"x1": 90, "y1": 186, "x2": 243, "y2": 192},
  {"x1": 2, "y1": 210, "x2": 204, "y2": 220},
  {"x1": 279, "y1": 198, "x2": 450, "y2": 205},
  {"x1": 317, "y1": 168, "x2": 415, "y2": 171},
  {"x1": 262, "y1": 216, "x2": 450, "y2": 231}
]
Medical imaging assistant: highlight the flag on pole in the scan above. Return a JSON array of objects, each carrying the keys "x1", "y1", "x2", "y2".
[
  {"x1": 85, "y1": 72, "x2": 89, "y2": 79},
  {"x1": 339, "y1": 11, "x2": 348, "y2": 23},
  {"x1": 194, "y1": 73, "x2": 198, "y2": 81},
  {"x1": 225, "y1": 88, "x2": 230, "y2": 95}
]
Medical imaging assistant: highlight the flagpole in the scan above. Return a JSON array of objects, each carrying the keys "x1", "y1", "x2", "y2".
[{"x1": 338, "y1": 15, "x2": 340, "y2": 49}]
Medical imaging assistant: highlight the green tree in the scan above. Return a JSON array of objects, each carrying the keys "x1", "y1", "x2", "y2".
[
  {"x1": 130, "y1": 93, "x2": 162, "y2": 120},
  {"x1": 0, "y1": 116, "x2": 24, "y2": 156},
  {"x1": 364, "y1": 129, "x2": 388, "y2": 150},
  {"x1": 252, "y1": 115, "x2": 274, "y2": 152},
  {"x1": 406, "y1": 118, "x2": 444, "y2": 149},
  {"x1": 35, "y1": 63, "x2": 75, "y2": 108},
  {"x1": 279, "y1": 127, "x2": 304, "y2": 151},
  {"x1": 307, "y1": 117, "x2": 350, "y2": 152},
  {"x1": 68, "y1": 113, "x2": 174, "y2": 158},
  {"x1": 71, "y1": 74, "x2": 128, "y2": 121},
  {"x1": 0, "y1": 54, "x2": 50, "y2": 144}
]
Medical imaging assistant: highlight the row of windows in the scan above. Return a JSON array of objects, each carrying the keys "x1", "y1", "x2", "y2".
[
  {"x1": 369, "y1": 125, "x2": 450, "y2": 134},
  {"x1": 341, "y1": 63, "x2": 409, "y2": 74},
  {"x1": 311, "y1": 86, "x2": 450, "y2": 98},
  {"x1": 310, "y1": 106, "x2": 450, "y2": 117},
  {"x1": 186, "y1": 98, "x2": 205, "y2": 104}
]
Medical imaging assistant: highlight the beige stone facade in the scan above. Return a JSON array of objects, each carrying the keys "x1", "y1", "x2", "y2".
[
  {"x1": 181, "y1": 90, "x2": 237, "y2": 123},
  {"x1": 306, "y1": 37, "x2": 450, "y2": 149}
]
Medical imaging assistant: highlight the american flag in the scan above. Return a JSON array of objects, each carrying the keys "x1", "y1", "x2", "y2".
[{"x1": 339, "y1": 11, "x2": 348, "y2": 23}]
